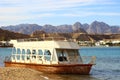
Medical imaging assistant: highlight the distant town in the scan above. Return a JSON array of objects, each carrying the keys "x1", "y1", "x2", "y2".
[
  {"x1": 0, "y1": 32, "x2": 120, "y2": 47},
  {"x1": 78, "y1": 38, "x2": 120, "y2": 47}
]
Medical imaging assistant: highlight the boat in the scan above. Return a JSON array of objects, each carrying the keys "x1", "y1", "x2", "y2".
[{"x1": 4, "y1": 38, "x2": 96, "y2": 74}]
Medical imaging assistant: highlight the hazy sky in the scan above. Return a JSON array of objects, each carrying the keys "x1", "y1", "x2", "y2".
[{"x1": 0, "y1": 0, "x2": 120, "y2": 26}]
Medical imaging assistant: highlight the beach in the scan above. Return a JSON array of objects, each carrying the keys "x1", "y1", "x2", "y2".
[{"x1": 0, "y1": 67, "x2": 47, "y2": 80}]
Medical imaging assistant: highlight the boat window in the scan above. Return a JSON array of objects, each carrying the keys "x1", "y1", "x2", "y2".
[
  {"x1": 67, "y1": 49, "x2": 81, "y2": 62},
  {"x1": 12, "y1": 47, "x2": 16, "y2": 54},
  {"x1": 38, "y1": 49, "x2": 43, "y2": 55},
  {"x1": 32, "y1": 50, "x2": 36, "y2": 58},
  {"x1": 32, "y1": 50, "x2": 36, "y2": 54},
  {"x1": 44, "y1": 50, "x2": 51, "y2": 61},
  {"x1": 38, "y1": 49, "x2": 43, "y2": 61},
  {"x1": 16, "y1": 55, "x2": 20, "y2": 60},
  {"x1": 27, "y1": 49, "x2": 31, "y2": 54},
  {"x1": 44, "y1": 50, "x2": 51, "y2": 55},
  {"x1": 26, "y1": 49, "x2": 31, "y2": 60},
  {"x1": 22, "y1": 49, "x2": 25, "y2": 60},
  {"x1": 67, "y1": 50, "x2": 75, "y2": 56},
  {"x1": 16, "y1": 48, "x2": 21, "y2": 60},
  {"x1": 57, "y1": 49, "x2": 68, "y2": 61},
  {"x1": 22, "y1": 49, "x2": 25, "y2": 54},
  {"x1": 78, "y1": 50, "x2": 83, "y2": 62},
  {"x1": 17, "y1": 48, "x2": 21, "y2": 54},
  {"x1": 12, "y1": 55, "x2": 15, "y2": 60}
]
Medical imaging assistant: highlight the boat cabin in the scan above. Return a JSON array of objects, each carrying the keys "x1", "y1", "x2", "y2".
[{"x1": 10, "y1": 39, "x2": 83, "y2": 64}]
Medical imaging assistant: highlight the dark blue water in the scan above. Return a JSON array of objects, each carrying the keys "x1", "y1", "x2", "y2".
[{"x1": 0, "y1": 47, "x2": 120, "y2": 80}]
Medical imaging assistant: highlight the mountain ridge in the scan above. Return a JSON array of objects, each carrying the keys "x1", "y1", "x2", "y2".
[{"x1": 1, "y1": 21, "x2": 120, "y2": 34}]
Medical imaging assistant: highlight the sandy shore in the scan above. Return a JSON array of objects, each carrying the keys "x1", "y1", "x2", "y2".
[{"x1": 0, "y1": 67, "x2": 48, "y2": 80}]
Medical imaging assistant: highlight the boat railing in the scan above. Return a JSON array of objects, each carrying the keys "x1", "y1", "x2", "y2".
[{"x1": 81, "y1": 56, "x2": 96, "y2": 65}]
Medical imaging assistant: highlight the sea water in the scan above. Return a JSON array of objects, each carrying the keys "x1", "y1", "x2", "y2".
[
  {"x1": 80, "y1": 47, "x2": 120, "y2": 80},
  {"x1": 0, "y1": 47, "x2": 120, "y2": 80}
]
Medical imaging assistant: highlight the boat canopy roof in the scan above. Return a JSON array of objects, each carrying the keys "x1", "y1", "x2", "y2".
[{"x1": 10, "y1": 39, "x2": 80, "y2": 49}]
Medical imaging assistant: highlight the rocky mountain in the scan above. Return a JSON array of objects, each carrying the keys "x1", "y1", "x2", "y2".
[
  {"x1": 72, "y1": 22, "x2": 83, "y2": 31},
  {"x1": 82, "y1": 23, "x2": 89, "y2": 30},
  {"x1": 1, "y1": 23, "x2": 85, "y2": 34},
  {"x1": 87, "y1": 21, "x2": 111, "y2": 34},
  {"x1": 110, "y1": 26, "x2": 120, "y2": 34},
  {"x1": 1, "y1": 24, "x2": 43, "y2": 34},
  {"x1": 42, "y1": 24, "x2": 57, "y2": 33},
  {"x1": 57, "y1": 25, "x2": 73, "y2": 33},
  {"x1": 1, "y1": 21, "x2": 120, "y2": 34}
]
